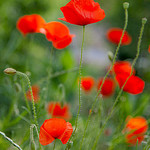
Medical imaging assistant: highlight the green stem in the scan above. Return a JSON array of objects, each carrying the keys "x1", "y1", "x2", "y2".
[
  {"x1": 65, "y1": 25, "x2": 85, "y2": 150},
  {"x1": 16, "y1": 71, "x2": 39, "y2": 132},
  {"x1": 0, "y1": 131, "x2": 22, "y2": 150},
  {"x1": 53, "y1": 140, "x2": 56, "y2": 150},
  {"x1": 91, "y1": 17, "x2": 147, "y2": 150},
  {"x1": 79, "y1": 5, "x2": 129, "y2": 150}
]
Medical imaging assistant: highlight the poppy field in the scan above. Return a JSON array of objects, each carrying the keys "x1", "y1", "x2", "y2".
[{"x1": 0, "y1": 0, "x2": 150, "y2": 150}]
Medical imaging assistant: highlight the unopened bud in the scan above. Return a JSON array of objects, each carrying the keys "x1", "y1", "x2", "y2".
[
  {"x1": 123, "y1": 2, "x2": 129, "y2": 9},
  {"x1": 14, "y1": 83, "x2": 22, "y2": 93},
  {"x1": 107, "y1": 51, "x2": 114, "y2": 62},
  {"x1": 142, "y1": 18, "x2": 147, "y2": 24},
  {"x1": 4, "y1": 68, "x2": 16, "y2": 75}
]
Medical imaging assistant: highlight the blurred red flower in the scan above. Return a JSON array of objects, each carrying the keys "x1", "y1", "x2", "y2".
[
  {"x1": 80, "y1": 76, "x2": 95, "y2": 92},
  {"x1": 59, "y1": 0, "x2": 105, "y2": 26},
  {"x1": 48, "y1": 102, "x2": 71, "y2": 120},
  {"x1": 148, "y1": 45, "x2": 150, "y2": 53},
  {"x1": 44, "y1": 21, "x2": 74, "y2": 49},
  {"x1": 17, "y1": 14, "x2": 46, "y2": 36},
  {"x1": 106, "y1": 28, "x2": 132, "y2": 45},
  {"x1": 123, "y1": 116, "x2": 148, "y2": 145},
  {"x1": 26, "y1": 85, "x2": 40, "y2": 102},
  {"x1": 113, "y1": 61, "x2": 135, "y2": 75},
  {"x1": 39, "y1": 118, "x2": 73, "y2": 145},
  {"x1": 116, "y1": 74, "x2": 145, "y2": 95},
  {"x1": 97, "y1": 78, "x2": 115, "y2": 97}
]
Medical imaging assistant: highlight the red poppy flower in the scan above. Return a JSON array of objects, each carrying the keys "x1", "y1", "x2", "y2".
[
  {"x1": 48, "y1": 102, "x2": 71, "y2": 120},
  {"x1": 17, "y1": 14, "x2": 46, "y2": 36},
  {"x1": 80, "y1": 76, "x2": 95, "y2": 92},
  {"x1": 97, "y1": 78, "x2": 115, "y2": 97},
  {"x1": 26, "y1": 85, "x2": 40, "y2": 102},
  {"x1": 39, "y1": 118, "x2": 73, "y2": 145},
  {"x1": 106, "y1": 28, "x2": 132, "y2": 45},
  {"x1": 59, "y1": 0, "x2": 105, "y2": 26},
  {"x1": 123, "y1": 116, "x2": 148, "y2": 145},
  {"x1": 113, "y1": 61, "x2": 135, "y2": 75},
  {"x1": 44, "y1": 21, "x2": 74, "y2": 49},
  {"x1": 148, "y1": 45, "x2": 150, "y2": 53},
  {"x1": 116, "y1": 74, "x2": 145, "y2": 95}
]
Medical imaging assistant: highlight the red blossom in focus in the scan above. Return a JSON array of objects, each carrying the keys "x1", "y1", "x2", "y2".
[
  {"x1": 80, "y1": 76, "x2": 95, "y2": 92},
  {"x1": 44, "y1": 21, "x2": 74, "y2": 49},
  {"x1": 59, "y1": 0, "x2": 105, "y2": 26},
  {"x1": 17, "y1": 14, "x2": 46, "y2": 36},
  {"x1": 106, "y1": 28, "x2": 132, "y2": 45},
  {"x1": 123, "y1": 116, "x2": 148, "y2": 145},
  {"x1": 116, "y1": 74, "x2": 145, "y2": 95},
  {"x1": 39, "y1": 118, "x2": 73, "y2": 145},
  {"x1": 26, "y1": 85, "x2": 40, "y2": 102},
  {"x1": 113, "y1": 61, "x2": 135, "y2": 75},
  {"x1": 97, "y1": 78, "x2": 115, "y2": 97},
  {"x1": 48, "y1": 102, "x2": 72, "y2": 120},
  {"x1": 148, "y1": 45, "x2": 150, "y2": 53}
]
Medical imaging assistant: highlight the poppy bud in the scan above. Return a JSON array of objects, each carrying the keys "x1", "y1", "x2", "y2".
[
  {"x1": 123, "y1": 2, "x2": 129, "y2": 9},
  {"x1": 14, "y1": 83, "x2": 22, "y2": 93},
  {"x1": 107, "y1": 51, "x2": 114, "y2": 62},
  {"x1": 142, "y1": 18, "x2": 147, "y2": 24},
  {"x1": 4, "y1": 68, "x2": 16, "y2": 75}
]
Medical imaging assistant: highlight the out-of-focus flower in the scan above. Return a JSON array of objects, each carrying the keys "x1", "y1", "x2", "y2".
[
  {"x1": 26, "y1": 85, "x2": 40, "y2": 102},
  {"x1": 148, "y1": 45, "x2": 150, "y2": 53},
  {"x1": 106, "y1": 28, "x2": 132, "y2": 45},
  {"x1": 17, "y1": 14, "x2": 46, "y2": 36},
  {"x1": 97, "y1": 78, "x2": 115, "y2": 97},
  {"x1": 48, "y1": 102, "x2": 72, "y2": 120},
  {"x1": 44, "y1": 21, "x2": 74, "y2": 49},
  {"x1": 113, "y1": 61, "x2": 135, "y2": 75},
  {"x1": 80, "y1": 76, "x2": 95, "y2": 92},
  {"x1": 39, "y1": 118, "x2": 73, "y2": 145},
  {"x1": 116, "y1": 74, "x2": 145, "y2": 95},
  {"x1": 59, "y1": 0, "x2": 105, "y2": 26},
  {"x1": 123, "y1": 116, "x2": 148, "y2": 145}
]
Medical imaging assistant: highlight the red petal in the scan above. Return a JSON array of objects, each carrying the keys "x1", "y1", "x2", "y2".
[
  {"x1": 58, "y1": 122, "x2": 73, "y2": 144},
  {"x1": 17, "y1": 14, "x2": 46, "y2": 36},
  {"x1": 97, "y1": 78, "x2": 115, "y2": 97},
  {"x1": 116, "y1": 74, "x2": 145, "y2": 94},
  {"x1": 106, "y1": 28, "x2": 132, "y2": 45},
  {"x1": 148, "y1": 45, "x2": 150, "y2": 53},
  {"x1": 39, "y1": 125, "x2": 55, "y2": 145},
  {"x1": 126, "y1": 134, "x2": 144, "y2": 145},
  {"x1": 59, "y1": 0, "x2": 105, "y2": 25}
]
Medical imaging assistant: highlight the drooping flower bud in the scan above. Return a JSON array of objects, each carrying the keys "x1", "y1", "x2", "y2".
[{"x1": 4, "y1": 68, "x2": 16, "y2": 75}]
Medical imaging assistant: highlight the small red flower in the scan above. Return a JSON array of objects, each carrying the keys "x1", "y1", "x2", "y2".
[
  {"x1": 59, "y1": 0, "x2": 105, "y2": 26},
  {"x1": 17, "y1": 14, "x2": 46, "y2": 36},
  {"x1": 148, "y1": 45, "x2": 150, "y2": 53},
  {"x1": 44, "y1": 21, "x2": 74, "y2": 49},
  {"x1": 106, "y1": 28, "x2": 132, "y2": 45},
  {"x1": 39, "y1": 118, "x2": 73, "y2": 145},
  {"x1": 48, "y1": 102, "x2": 72, "y2": 120},
  {"x1": 113, "y1": 61, "x2": 135, "y2": 75},
  {"x1": 80, "y1": 76, "x2": 95, "y2": 92},
  {"x1": 97, "y1": 78, "x2": 115, "y2": 97},
  {"x1": 116, "y1": 74, "x2": 145, "y2": 95},
  {"x1": 123, "y1": 116, "x2": 148, "y2": 145},
  {"x1": 26, "y1": 85, "x2": 40, "y2": 102}
]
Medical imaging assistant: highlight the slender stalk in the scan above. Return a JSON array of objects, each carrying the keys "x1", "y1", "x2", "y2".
[
  {"x1": 79, "y1": 4, "x2": 129, "y2": 150},
  {"x1": 53, "y1": 140, "x2": 56, "y2": 150},
  {"x1": 91, "y1": 17, "x2": 147, "y2": 150},
  {"x1": 65, "y1": 25, "x2": 85, "y2": 150},
  {"x1": 16, "y1": 71, "x2": 39, "y2": 132},
  {"x1": 0, "y1": 131, "x2": 22, "y2": 150}
]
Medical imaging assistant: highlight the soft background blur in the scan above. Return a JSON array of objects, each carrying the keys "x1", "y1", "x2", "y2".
[{"x1": 0, "y1": 0, "x2": 150, "y2": 149}]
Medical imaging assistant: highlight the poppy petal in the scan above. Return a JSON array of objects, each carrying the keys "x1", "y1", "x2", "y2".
[
  {"x1": 39, "y1": 125, "x2": 55, "y2": 145},
  {"x1": 116, "y1": 74, "x2": 145, "y2": 94},
  {"x1": 59, "y1": 0, "x2": 105, "y2": 25},
  {"x1": 58, "y1": 122, "x2": 73, "y2": 144},
  {"x1": 148, "y1": 45, "x2": 150, "y2": 53}
]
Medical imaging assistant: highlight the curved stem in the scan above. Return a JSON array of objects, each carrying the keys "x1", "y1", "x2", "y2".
[
  {"x1": 16, "y1": 71, "x2": 39, "y2": 132},
  {"x1": 91, "y1": 17, "x2": 147, "y2": 150},
  {"x1": 79, "y1": 6, "x2": 129, "y2": 150},
  {"x1": 65, "y1": 25, "x2": 85, "y2": 150},
  {"x1": 0, "y1": 131, "x2": 22, "y2": 150}
]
